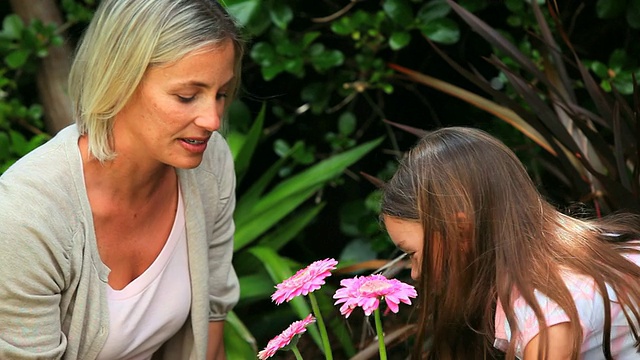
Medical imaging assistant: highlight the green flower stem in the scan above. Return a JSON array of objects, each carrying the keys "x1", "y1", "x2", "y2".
[
  {"x1": 308, "y1": 292, "x2": 333, "y2": 360},
  {"x1": 292, "y1": 345, "x2": 304, "y2": 360},
  {"x1": 374, "y1": 307, "x2": 387, "y2": 360}
]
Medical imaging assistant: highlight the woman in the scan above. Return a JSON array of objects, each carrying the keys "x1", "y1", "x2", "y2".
[
  {"x1": 0, "y1": 0, "x2": 244, "y2": 359},
  {"x1": 381, "y1": 127, "x2": 640, "y2": 359}
]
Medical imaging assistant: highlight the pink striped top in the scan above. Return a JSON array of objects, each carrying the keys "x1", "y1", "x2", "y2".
[{"x1": 494, "y1": 251, "x2": 640, "y2": 359}]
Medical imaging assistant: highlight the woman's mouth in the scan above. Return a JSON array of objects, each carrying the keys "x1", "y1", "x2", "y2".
[
  {"x1": 182, "y1": 138, "x2": 205, "y2": 145},
  {"x1": 179, "y1": 138, "x2": 209, "y2": 153}
]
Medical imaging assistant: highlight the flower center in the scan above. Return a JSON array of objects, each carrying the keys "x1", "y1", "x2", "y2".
[{"x1": 359, "y1": 279, "x2": 392, "y2": 294}]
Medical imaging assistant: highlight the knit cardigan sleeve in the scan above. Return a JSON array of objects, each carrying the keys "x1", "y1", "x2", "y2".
[
  {"x1": 0, "y1": 140, "x2": 74, "y2": 359},
  {"x1": 201, "y1": 132, "x2": 239, "y2": 321}
]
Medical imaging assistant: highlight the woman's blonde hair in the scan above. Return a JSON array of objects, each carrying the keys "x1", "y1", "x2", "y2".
[
  {"x1": 381, "y1": 127, "x2": 640, "y2": 360},
  {"x1": 69, "y1": 0, "x2": 245, "y2": 161}
]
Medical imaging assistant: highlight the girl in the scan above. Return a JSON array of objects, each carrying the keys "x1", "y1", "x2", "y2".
[{"x1": 381, "y1": 127, "x2": 640, "y2": 359}]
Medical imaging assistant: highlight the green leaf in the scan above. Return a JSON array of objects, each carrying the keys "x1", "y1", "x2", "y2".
[
  {"x1": 238, "y1": 273, "x2": 275, "y2": 302},
  {"x1": 2, "y1": 15, "x2": 24, "y2": 40},
  {"x1": 243, "y1": 137, "x2": 383, "y2": 219},
  {"x1": 507, "y1": 15, "x2": 522, "y2": 27},
  {"x1": 249, "y1": 42, "x2": 276, "y2": 66},
  {"x1": 225, "y1": 0, "x2": 261, "y2": 27},
  {"x1": 331, "y1": 17, "x2": 354, "y2": 36},
  {"x1": 310, "y1": 49, "x2": 345, "y2": 71},
  {"x1": 338, "y1": 112, "x2": 357, "y2": 136},
  {"x1": 269, "y1": 3, "x2": 293, "y2": 29},
  {"x1": 5, "y1": 49, "x2": 30, "y2": 69},
  {"x1": 0, "y1": 160, "x2": 15, "y2": 174},
  {"x1": 302, "y1": 31, "x2": 321, "y2": 48},
  {"x1": 609, "y1": 48, "x2": 632, "y2": 70},
  {"x1": 339, "y1": 239, "x2": 377, "y2": 264},
  {"x1": 273, "y1": 139, "x2": 291, "y2": 157},
  {"x1": 589, "y1": 61, "x2": 609, "y2": 78},
  {"x1": 258, "y1": 203, "x2": 326, "y2": 251},
  {"x1": 283, "y1": 58, "x2": 304, "y2": 77},
  {"x1": 275, "y1": 39, "x2": 301, "y2": 57},
  {"x1": 226, "y1": 131, "x2": 246, "y2": 160},
  {"x1": 235, "y1": 142, "x2": 302, "y2": 217},
  {"x1": 301, "y1": 82, "x2": 332, "y2": 114},
  {"x1": 416, "y1": 0, "x2": 451, "y2": 24},
  {"x1": 234, "y1": 185, "x2": 323, "y2": 250},
  {"x1": 596, "y1": 0, "x2": 626, "y2": 19},
  {"x1": 0, "y1": 132, "x2": 10, "y2": 160},
  {"x1": 290, "y1": 142, "x2": 315, "y2": 164},
  {"x1": 383, "y1": 0, "x2": 415, "y2": 25},
  {"x1": 457, "y1": 0, "x2": 490, "y2": 12},
  {"x1": 226, "y1": 100, "x2": 253, "y2": 134},
  {"x1": 51, "y1": 35, "x2": 64, "y2": 47},
  {"x1": 627, "y1": 0, "x2": 640, "y2": 29},
  {"x1": 27, "y1": 104, "x2": 43, "y2": 121},
  {"x1": 224, "y1": 311, "x2": 257, "y2": 359},
  {"x1": 8, "y1": 130, "x2": 28, "y2": 154},
  {"x1": 234, "y1": 138, "x2": 382, "y2": 250},
  {"x1": 389, "y1": 31, "x2": 411, "y2": 50},
  {"x1": 420, "y1": 18, "x2": 460, "y2": 44},
  {"x1": 505, "y1": 0, "x2": 525, "y2": 12},
  {"x1": 234, "y1": 104, "x2": 265, "y2": 183},
  {"x1": 612, "y1": 76, "x2": 635, "y2": 95},
  {"x1": 261, "y1": 63, "x2": 284, "y2": 81}
]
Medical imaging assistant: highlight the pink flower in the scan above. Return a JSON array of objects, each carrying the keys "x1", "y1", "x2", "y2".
[
  {"x1": 257, "y1": 314, "x2": 316, "y2": 359},
  {"x1": 272, "y1": 258, "x2": 338, "y2": 305},
  {"x1": 333, "y1": 274, "x2": 417, "y2": 318}
]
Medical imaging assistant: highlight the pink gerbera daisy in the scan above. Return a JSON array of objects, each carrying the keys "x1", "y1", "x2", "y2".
[
  {"x1": 272, "y1": 258, "x2": 338, "y2": 305},
  {"x1": 257, "y1": 314, "x2": 316, "y2": 359},
  {"x1": 333, "y1": 274, "x2": 417, "y2": 318}
]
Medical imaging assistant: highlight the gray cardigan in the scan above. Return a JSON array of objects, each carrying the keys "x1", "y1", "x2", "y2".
[{"x1": 0, "y1": 125, "x2": 239, "y2": 359}]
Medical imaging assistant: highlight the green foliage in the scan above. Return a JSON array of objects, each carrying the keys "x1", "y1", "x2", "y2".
[
  {"x1": 0, "y1": 14, "x2": 61, "y2": 172},
  {"x1": 585, "y1": 49, "x2": 640, "y2": 95},
  {"x1": 224, "y1": 102, "x2": 381, "y2": 357},
  {"x1": 392, "y1": 0, "x2": 640, "y2": 213},
  {"x1": 60, "y1": 0, "x2": 97, "y2": 23},
  {"x1": 596, "y1": 0, "x2": 640, "y2": 29}
]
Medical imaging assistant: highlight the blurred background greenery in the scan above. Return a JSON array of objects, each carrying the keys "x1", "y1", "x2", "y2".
[{"x1": 2, "y1": 0, "x2": 640, "y2": 358}]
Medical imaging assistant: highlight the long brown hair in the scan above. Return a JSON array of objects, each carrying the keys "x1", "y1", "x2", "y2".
[{"x1": 381, "y1": 127, "x2": 640, "y2": 360}]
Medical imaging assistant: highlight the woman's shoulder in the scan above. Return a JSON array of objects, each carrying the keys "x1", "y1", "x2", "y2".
[
  {"x1": 1, "y1": 125, "x2": 79, "y2": 183},
  {"x1": 0, "y1": 125, "x2": 84, "y2": 235}
]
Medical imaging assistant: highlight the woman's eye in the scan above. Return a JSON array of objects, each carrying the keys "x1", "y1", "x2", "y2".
[
  {"x1": 177, "y1": 95, "x2": 195, "y2": 103},
  {"x1": 216, "y1": 92, "x2": 228, "y2": 100}
]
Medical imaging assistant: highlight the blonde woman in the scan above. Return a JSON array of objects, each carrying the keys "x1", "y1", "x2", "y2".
[
  {"x1": 381, "y1": 127, "x2": 640, "y2": 359},
  {"x1": 0, "y1": 0, "x2": 244, "y2": 358}
]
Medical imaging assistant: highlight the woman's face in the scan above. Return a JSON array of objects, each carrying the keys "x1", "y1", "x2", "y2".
[
  {"x1": 112, "y1": 39, "x2": 236, "y2": 169},
  {"x1": 383, "y1": 215, "x2": 424, "y2": 281}
]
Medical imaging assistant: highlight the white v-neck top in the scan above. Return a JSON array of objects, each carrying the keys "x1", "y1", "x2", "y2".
[{"x1": 96, "y1": 188, "x2": 191, "y2": 360}]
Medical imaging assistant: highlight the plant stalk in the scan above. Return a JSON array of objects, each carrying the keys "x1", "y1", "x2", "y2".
[
  {"x1": 308, "y1": 293, "x2": 333, "y2": 360},
  {"x1": 292, "y1": 345, "x2": 304, "y2": 360},
  {"x1": 374, "y1": 307, "x2": 387, "y2": 360}
]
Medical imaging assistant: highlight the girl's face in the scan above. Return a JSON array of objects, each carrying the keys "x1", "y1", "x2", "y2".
[
  {"x1": 383, "y1": 215, "x2": 424, "y2": 281},
  {"x1": 112, "y1": 39, "x2": 236, "y2": 169}
]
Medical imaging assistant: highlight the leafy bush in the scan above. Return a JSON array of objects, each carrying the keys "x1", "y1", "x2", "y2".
[
  {"x1": 0, "y1": 14, "x2": 60, "y2": 171},
  {"x1": 388, "y1": 0, "x2": 640, "y2": 214}
]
